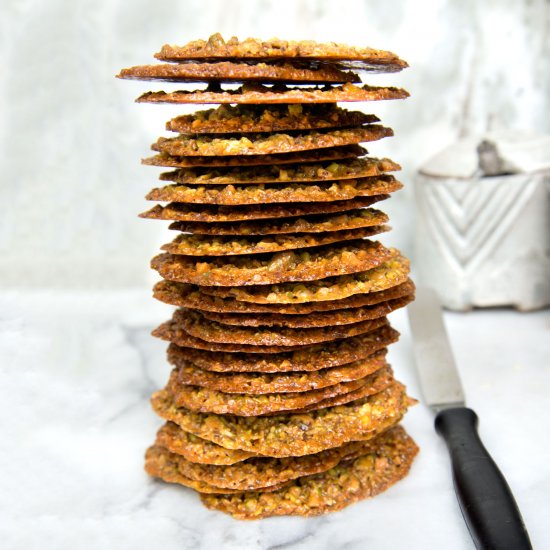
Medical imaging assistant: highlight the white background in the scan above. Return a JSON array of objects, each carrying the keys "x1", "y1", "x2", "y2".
[{"x1": 2, "y1": 0, "x2": 549, "y2": 288}]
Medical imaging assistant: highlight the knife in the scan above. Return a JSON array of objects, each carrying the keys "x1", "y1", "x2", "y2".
[{"x1": 407, "y1": 286, "x2": 532, "y2": 550}]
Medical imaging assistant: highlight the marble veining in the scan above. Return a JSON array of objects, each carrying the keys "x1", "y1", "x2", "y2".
[{"x1": 1, "y1": 290, "x2": 548, "y2": 549}]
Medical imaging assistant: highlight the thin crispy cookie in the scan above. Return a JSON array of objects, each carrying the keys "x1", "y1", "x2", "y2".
[
  {"x1": 154, "y1": 438, "x2": 378, "y2": 491},
  {"x1": 199, "y1": 294, "x2": 413, "y2": 328},
  {"x1": 167, "y1": 208, "x2": 388, "y2": 235},
  {"x1": 150, "y1": 382, "x2": 410, "y2": 457},
  {"x1": 159, "y1": 157, "x2": 399, "y2": 185},
  {"x1": 145, "y1": 176, "x2": 402, "y2": 206},
  {"x1": 153, "y1": 279, "x2": 414, "y2": 314},
  {"x1": 137, "y1": 83, "x2": 409, "y2": 105},
  {"x1": 145, "y1": 445, "x2": 288, "y2": 493},
  {"x1": 151, "y1": 240, "x2": 394, "y2": 287},
  {"x1": 155, "y1": 315, "x2": 390, "y2": 354},
  {"x1": 200, "y1": 426, "x2": 418, "y2": 519},
  {"x1": 166, "y1": 366, "x2": 393, "y2": 416},
  {"x1": 205, "y1": 253, "x2": 409, "y2": 303},
  {"x1": 117, "y1": 61, "x2": 359, "y2": 84},
  {"x1": 140, "y1": 196, "x2": 386, "y2": 223},
  {"x1": 167, "y1": 350, "x2": 388, "y2": 394},
  {"x1": 152, "y1": 126, "x2": 392, "y2": 157},
  {"x1": 288, "y1": 379, "x2": 389, "y2": 414},
  {"x1": 142, "y1": 145, "x2": 367, "y2": 168},
  {"x1": 156, "y1": 422, "x2": 257, "y2": 465},
  {"x1": 161, "y1": 226, "x2": 387, "y2": 256},
  {"x1": 158, "y1": 308, "x2": 388, "y2": 347},
  {"x1": 166, "y1": 324, "x2": 399, "y2": 371},
  {"x1": 155, "y1": 34, "x2": 408, "y2": 72},
  {"x1": 165, "y1": 104, "x2": 378, "y2": 134}
]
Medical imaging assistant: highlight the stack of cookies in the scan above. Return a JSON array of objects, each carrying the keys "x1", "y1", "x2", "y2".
[{"x1": 118, "y1": 34, "x2": 418, "y2": 520}]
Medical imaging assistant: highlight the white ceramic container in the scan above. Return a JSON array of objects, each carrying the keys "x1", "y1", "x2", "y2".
[{"x1": 414, "y1": 133, "x2": 550, "y2": 311}]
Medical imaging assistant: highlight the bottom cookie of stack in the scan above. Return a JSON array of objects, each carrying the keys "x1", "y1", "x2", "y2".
[
  {"x1": 146, "y1": 421, "x2": 417, "y2": 519},
  {"x1": 145, "y1": 373, "x2": 418, "y2": 518}
]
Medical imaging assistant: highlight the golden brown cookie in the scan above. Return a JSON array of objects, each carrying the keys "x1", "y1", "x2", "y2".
[
  {"x1": 151, "y1": 239, "x2": 394, "y2": 287},
  {"x1": 199, "y1": 294, "x2": 413, "y2": 328},
  {"x1": 161, "y1": 225, "x2": 388, "y2": 256},
  {"x1": 153, "y1": 437, "x2": 378, "y2": 491},
  {"x1": 157, "y1": 308, "x2": 388, "y2": 347},
  {"x1": 166, "y1": 324, "x2": 399, "y2": 372},
  {"x1": 156, "y1": 422, "x2": 257, "y2": 465},
  {"x1": 153, "y1": 279, "x2": 414, "y2": 314},
  {"x1": 200, "y1": 426, "x2": 418, "y2": 519},
  {"x1": 150, "y1": 381, "x2": 411, "y2": 457},
  {"x1": 264, "y1": 380, "x2": 374, "y2": 415},
  {"x1": 137, "y1": 83, "x2": 409, "y2": 105},
  {"x1": 145, "y1": 445, "x2": 289, "y2": 493},
  {"x1": 142, "y1": 144, "x2": 367, "y2": 168},
  {"x1": 152, "y1": 126, "x2": 392, "y2": 157},
  {"x1": 165, "y1": 104, "x2": 378, "y2": 134},
  {"x1": 155, "y1": 34, "x2": 408, "y2": 73},
  {"x1": 140, "y1": 196, "x2": 387, "y2": 223},
  {"x1": 117, "y1": 61, "x2": 359, "y2": 84},
  {"x1": 167, "y1": 350, "x2": 388, "y2": 394},
  {"x1": 167, "y1": 208, "x2": 388, "y2": 235},
  {"x1": 166, "y1": 365, "x2": 393, "y2": 416},
  {"x1": 145, "y1": 176, "x2": 402, "y2": 205},
  {"x1": 155, "y1": 324, "x2": 315, "y2": 353},
  {"x1": 289, "y1": 378, "x2": 393, "y2": 414},
  {"x1": 157, "y1": 157, "x2": 399, "y2": 185},
  {"x1": 205, "y1": 253, "x2": 409, "y2": 303},
  {"x1": 155, "y1": 314, "x2": 388, "y2": 354}
]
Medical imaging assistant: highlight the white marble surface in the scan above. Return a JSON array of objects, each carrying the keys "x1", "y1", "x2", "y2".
[{"x1": 1, "y1": 290, "x2": 548, "y2": 549}]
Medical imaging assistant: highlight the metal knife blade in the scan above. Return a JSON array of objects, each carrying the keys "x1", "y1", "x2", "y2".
[
  {"x1": 407, "y1": 285, "x2": 532, "y2": 550},
  {"x1": 407, "y1": 286, "x2": 465, "y2": 411}
]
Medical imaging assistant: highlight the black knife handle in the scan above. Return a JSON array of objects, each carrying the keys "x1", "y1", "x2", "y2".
[{"x1": 435, "y1": 407, "x2": 532, "y2": 550}]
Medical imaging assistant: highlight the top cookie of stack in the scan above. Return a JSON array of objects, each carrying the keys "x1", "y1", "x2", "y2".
[{"x1": 118, "y1": 33, "x2": 417, "y2": 520}]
